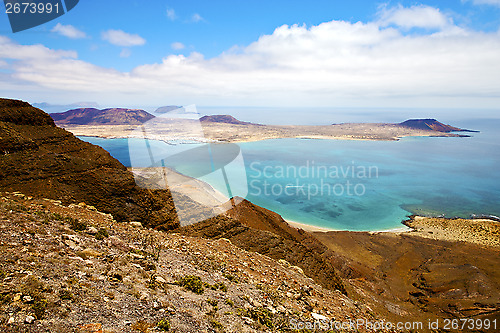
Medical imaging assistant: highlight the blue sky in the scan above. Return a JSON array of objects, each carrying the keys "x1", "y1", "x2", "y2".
[{"x1": 1, "y1": 0, "x2": 500, "y2": 110}]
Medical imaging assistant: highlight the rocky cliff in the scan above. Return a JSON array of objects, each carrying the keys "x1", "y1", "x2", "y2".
[
  {"x1": 0, "y1": 99, "x2": 346, "y2": 296},
  {"x1": 0, "y1": 99, "x2": 177, "y2": 230}
]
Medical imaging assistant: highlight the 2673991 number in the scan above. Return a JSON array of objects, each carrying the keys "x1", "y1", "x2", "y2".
[
  {"x1": 5, "y1": 2, "x2": 59, "y2": 14},
  {"x1": 443, "y1": 318, "x2": 496, "y2": 330}
]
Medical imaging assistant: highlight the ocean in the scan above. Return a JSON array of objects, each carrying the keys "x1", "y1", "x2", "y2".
[{"x1": 79, "y1": 118, "x2": 500, "y2": 231}]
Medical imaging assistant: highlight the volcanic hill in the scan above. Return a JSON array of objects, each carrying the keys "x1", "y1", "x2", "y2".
[
  {"x1": 398, "y1": 119, "x2": 471, "y2": 132},
  {"x1": 50, "y1": 107, "x2": 155, "y2": 125},
  {"x1": 200, "y1": 115, "x2": 254, "y2": 125}
]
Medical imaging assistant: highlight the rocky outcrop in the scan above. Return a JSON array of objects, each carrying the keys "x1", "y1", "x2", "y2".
[
  {"x1": 51, "y1": 107, "x2": 155, "y2": 125},
  {"x1": 0, "y1": 99, "x2": 177, "y2": 229}
]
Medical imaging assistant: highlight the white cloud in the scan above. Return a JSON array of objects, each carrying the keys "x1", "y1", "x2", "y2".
[
  {"x1": 120, "y1": 48, "x2": 131, "y2": 58},
  {"x1": 166, "y1": 8, "x2": 176, "y2": 21},
  {"x1": 378, "y1": 5, "x2": 452, "y2": 29},
  {"x1": 470, "y1": 0, "x2": 500, "y2": 6},
  {"x1": 191, "y1": 13, "x2": 204, "y2": 22},
  {"x1": 51, "y1": 23, "x2": 87, "y2": 39},
  {"x1": 171, "y1": 42, "x2": 185, "y2": 50},
  {"x1": 101, "y1": 29, "x2": 146, "y2": 47},
  {"x1": 1, "y1": 5, "x2": 500, "y2": 108}
]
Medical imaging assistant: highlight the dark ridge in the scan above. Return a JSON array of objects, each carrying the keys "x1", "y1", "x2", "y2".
[
  {"x1": 0, "y1": 98, "x2": 55, "y2": 126},
  {"x1": 51, "y1": 107, "x2": 155, "y2": 125}
]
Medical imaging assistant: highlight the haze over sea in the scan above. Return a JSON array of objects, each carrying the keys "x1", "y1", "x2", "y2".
[{"x1": 79, "y1": 110, "x2": 500, "y2": 231}]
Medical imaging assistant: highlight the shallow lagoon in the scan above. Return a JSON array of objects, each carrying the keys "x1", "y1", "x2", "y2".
[{"x1": 79, "y1": 119, "x2": 500, "y2": 231}]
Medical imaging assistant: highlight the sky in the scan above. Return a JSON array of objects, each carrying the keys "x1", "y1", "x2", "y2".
[{"x1": 1, "y1": 0, "x2": 500, "y2": 112}]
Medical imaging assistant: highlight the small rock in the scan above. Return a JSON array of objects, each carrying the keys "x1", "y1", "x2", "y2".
[
  {"x1": 124, "y1": 321, "x2": 132, "y2": 326},
  {"x1": 13, "y1": 293, "x2": 21, "y2": 302},
  {"x1": 267, "y1": 306, "x2": 276, "y2": 314},
  {"x1": 129, "y1": 221, "x2": 142, "y2": 227},
  {"x1": 86, "y1": 227, "x2": 98, "y2": 234},
  {"x1": 25, "y1": 315, "x2": 35, "y2": 324},
  {"x1": 23, "y1": 295, "x2": 34, "y2": 303},
  {"x1": 249, "y1": 298, "x2": 262, "y2": 307},
  {"x1": 242, "y1": 316, "x2": 254, "y2": 325},
  {"x1": 290, "y1": 265, "x2": 304, "y2": 275},
  {"x1": 311, "y1": 312, "x2": 328, "y2": 321},
  {"x1": 155, "y1": 276, "x2": 166, "y2": 284},
  {"x1": 7, "y1": 317, "x2": 15, "y2": 324},
  {"x1": 276, "y1": 305, "x2": 286, "y2": 313}
]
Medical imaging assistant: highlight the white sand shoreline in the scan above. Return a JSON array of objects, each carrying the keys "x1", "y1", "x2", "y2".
[{"x1": 285, "y1": 219, "x2": 413, "y2": 233}]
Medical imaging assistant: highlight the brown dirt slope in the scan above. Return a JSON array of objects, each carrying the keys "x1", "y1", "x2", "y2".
[
  {"x1": 176, "y1": 197, "x2": 346, "y2": 294},
  {"x1": 0, "y1": 98, "x2": 177, "y2": 230},
  {"x1": 0, "y1": 192, "x2": 385, "y2": 332},
  {"x1": 313, "y1": 230, "x2": 500, "y2": 326}
]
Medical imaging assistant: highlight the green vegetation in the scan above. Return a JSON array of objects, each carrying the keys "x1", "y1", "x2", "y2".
[
  {"x1": 95, "y1": 227, "x2": 109, "y2": 240},
  {"x1": 207, "y1": 299, "x2": 218, "y2": 307},
  {"x1": 224, "y1": 299, "x2": 234, "y2": 307},
  {"x1": 68, "y1": 217, "x2": 87, "y2": 231},
  {"x1": 58, "y1": 289, "x2": 73, "y2": 300},
  {"x1": 222, "y1": 273, "x2": 239, "y2": 283},
  {"x1": 176, "y1": 275, "x2": 205, "y2": 294},
  {"x1": 33, "y1": 299, "x2": 48, "y2": 319},
  {"x1": 157, "y1": 318, "x2": 170, "y2": 331},
  {"x1": 240, "y1": 307, "x2": 275, "y2": 329},
  {"x1": 209, "y1": 319, "x2": 224, "y2": 331},
  {"x1": 206, "y1": 281, "x2": 227, "y2": 292}
]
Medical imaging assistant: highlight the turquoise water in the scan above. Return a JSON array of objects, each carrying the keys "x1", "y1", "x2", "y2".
[{"x1": 79, "y1": 119, "x2": 500, "y2": 231}]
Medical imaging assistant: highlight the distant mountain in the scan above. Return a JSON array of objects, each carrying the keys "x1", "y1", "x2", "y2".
[
  {"x1": 155, "y1": 105, "x2": 184, "y2": 114},
  {"x1": 51, "y1": 108, "x2": 155, "y2": 125},
  {"x1": 33, "y1": 102, "x2": 99, "y2": 113},
  {"x1": 199, "y1": 115, "x2": 253, "y2": 125},
  {"x1": 399, "y1": 119, "x2": 471, "y2": 132}
]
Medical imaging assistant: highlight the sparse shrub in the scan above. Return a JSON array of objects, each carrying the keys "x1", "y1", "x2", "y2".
[
  {"x1": 133, "y1": 233, "x2": 163, "y2": 261},
  {"x1": 52, "y1": 212, "x2": 64, "y2": 221},
  {"x1": 241, "y1": 307, "x2": 275, "y2": 329},
  {"x1": 209, "y1": 319, "x2": 224, "y2": 331},
  {"x1": 95, "y1": 228, "x2": 109, "y2": 240},
  {"x1": 68, "y1": 217, "x2": 86, "y2": 231},
  {"x1": 147, "y1": 273, "x2": 160, "y2": 289},
  {"x1": 176, "y1": 275, "x2": 204, "y2": 294},
  {"x1": 225, "y1": 299, "x2": 234, "y2": 307},
  {"x1": 207, "y1": 299, "x2": 218, "y2": 307},
  {"x1": 32, "y1": 299, "x2": 47, "y2": 319},
  {"x1": 222, "y1": 273, "x2": 239, "y2": 283},
  {"x1": 157, "y1": 318, "x2": 170, "y2": 331},
  {"x1": 205, "y1": 281, "x2": 227, "y2": 292},
  {"x1": 59, "y1": 289, "x2": 73, "y2": 300}
]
